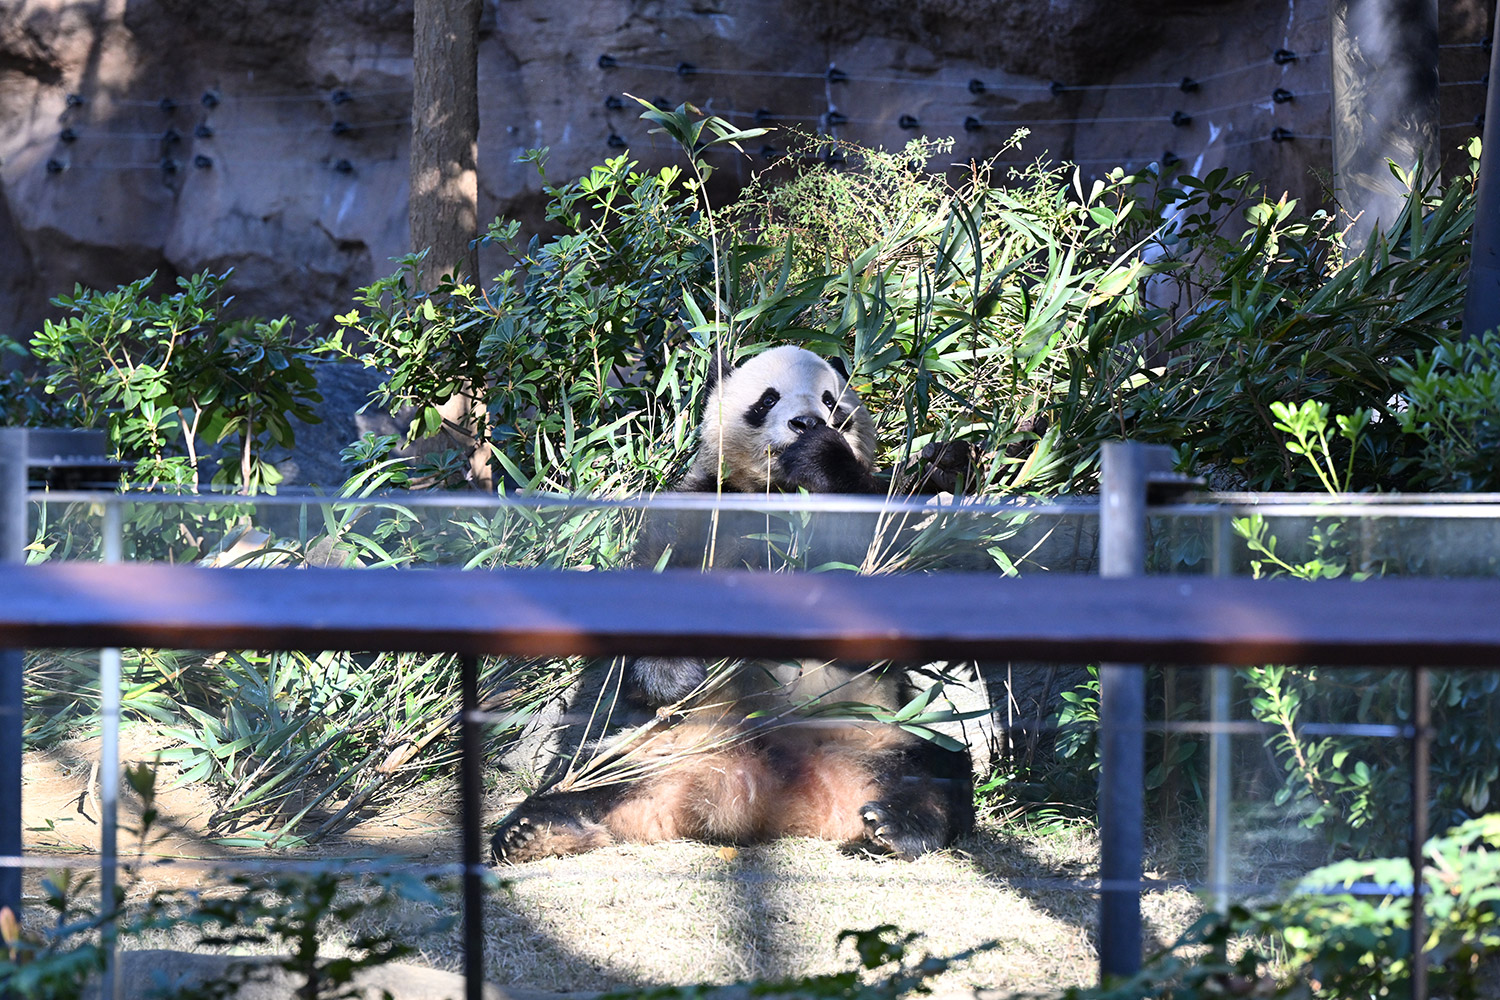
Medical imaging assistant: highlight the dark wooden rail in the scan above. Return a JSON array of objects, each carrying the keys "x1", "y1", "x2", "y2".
[{"x1": 2, "y1": 561, "x2": 1499, "y2": 666}]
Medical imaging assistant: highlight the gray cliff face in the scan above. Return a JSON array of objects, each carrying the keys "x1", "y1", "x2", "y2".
[{"x1": 0, "y1": 0, "x2": 1490, "y2": 342}]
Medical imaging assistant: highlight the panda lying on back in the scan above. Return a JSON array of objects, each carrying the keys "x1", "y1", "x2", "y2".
[{"x1": 490, "y1": 346, "x2": 974, "y2": 863}]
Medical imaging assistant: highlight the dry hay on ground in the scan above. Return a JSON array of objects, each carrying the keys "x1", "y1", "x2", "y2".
[{"x1": 21, "y1": 733, "x2": 1203, "y2": 997}]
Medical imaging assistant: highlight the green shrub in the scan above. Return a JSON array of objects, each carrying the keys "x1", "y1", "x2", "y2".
[
  {"x1": 25, "y1": 270, "x2": 323, "y2": 492},
  {"x1": 1391, "y1": 332, "x2": 1500, "y2": 491},
  {"x1": 1063, "y1": 813, "x2": 1500, "y2": 1000},
  {"x1": 325, "y1": 146, "x2": 716, "y2": 495}
]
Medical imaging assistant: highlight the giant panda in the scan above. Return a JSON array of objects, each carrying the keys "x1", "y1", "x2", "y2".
[
  {"x1": 490, "y1": 346, "x2": 974, "y2": 863},
  {"x1": 680, "y1": 344, "x2": 880, "y2": 496}
]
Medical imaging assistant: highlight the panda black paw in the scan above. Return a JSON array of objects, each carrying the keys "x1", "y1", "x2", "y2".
[
  {"x1": 904, "y1": 440, "x2": 977, "y2": 495},
  {"x1": 625, "y1": 656, "x2": 708, "y2": 707},
  {"x1": 491, "y1": 811, "x2": 613, "y2": 864},
  {"x1": 857, "y1": 801, "x2": 945, "y2": 861},
  {"x1": 491, "y1": 816, "x2": 537, "y2": 864},
  {"x1": 776, "y1": 425, "x2": 877, "y2": 493}
]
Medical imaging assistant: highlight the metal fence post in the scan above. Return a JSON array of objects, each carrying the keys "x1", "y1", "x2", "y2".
[
  {"x1": 98, "y1": 499, "x2": 123, "y2": 1000},
  {"x1": 460, "y1": 653, "x2": 485, "y2": 1000},
  {"x1": 0, "y1": 428, "x2": 27, "y2": 929},
  {"x1": 1097, "y1": 441, "x2": 1176, "y2": 982},
  {"x1": 1208, "y1": 512, "x2": 1234, "y2": 914},
  {"x1": 1410, "y1": 665, "x2": 1431, "y2": 1000}
]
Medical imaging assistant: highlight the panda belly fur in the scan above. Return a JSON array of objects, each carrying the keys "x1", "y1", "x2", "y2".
[{"x1": 490, "y1": 347, "x2": 974, "y2": 863}]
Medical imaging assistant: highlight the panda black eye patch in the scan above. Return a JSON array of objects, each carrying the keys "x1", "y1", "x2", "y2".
[
  {"x1": 744, "y1": 387, "x2": 780, "y2": 427},
  {"x1": 822, "y1": 391, "x2": 836, "y2": 410}
]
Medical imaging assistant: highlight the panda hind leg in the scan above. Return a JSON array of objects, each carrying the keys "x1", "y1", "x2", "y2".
[
  {"x1": 491, "y1": 787, "x2": 620, "y2": 864},
  {"x1": 857, "y1": 743, "x2": 975, "y2": 860}
]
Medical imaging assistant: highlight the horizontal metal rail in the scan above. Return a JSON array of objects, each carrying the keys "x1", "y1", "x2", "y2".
[{"x1": 2, "y1": 561, "x2": 1499, "y2": 666}]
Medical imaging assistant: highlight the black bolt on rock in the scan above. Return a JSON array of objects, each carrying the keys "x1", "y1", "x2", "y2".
[
  {"x1": 604, "y1": 95, "x2": 625, "y2": 110},
  {"x1": 65, "y1": 94, "x2": 85, "y2": 108},
  {"x1": 754, "y1": 107, "x2": 773, "y2": 124},
  {"x1": 963, "y1": 115, "x2": 982, "y2": 131},
  {"x1": 194, "y1": 154, "x2": 213, "y2": 169},
  {"x1": 968, "y1": 78, "x2": 986, "y2": 94},
  {"x1": 331, "y1": 89, "x2": 353, "y2": 104},
  {"x1": 676, "y1": 61, "x2": 697, "y2": 77},
  {"x1": 331, "y1": 121, "x2": 351, "y2": 135},
  {"x1": 194, "y1": 123, "x2": 214, "y2": 138},
  {"x1": 1172, "y1": 110, "x2": 1193, "y2": 126},
  {"x1": 826, "y1": 65, "x2": 848, "y2": 83},
  {"x1": 158, "y1": 97, "x2": 177, "y2": 113},
  {"x1": 1180, "y1": 77, "x2": 1199, "y2": 93},
  {"x1": 334, "y1": 158, "x2": 354, "y2": 173},
  {"x1": 607, "y1": 133, "x2": 627, "y2": 148},
  {"x1": 201, "y1": 91, "x2": 220, "y2": 108},
  {"x1": 160, "y1": 157, "x2": 178, "y2": 173},
  {"x1": 1271, "y1": 127, "x2": 1293, "y2": 142},
  {"x1": 824, "y1": 110, "x2": 848, "y2": 126},
  {"x1": 1274, "y1": 49, "x2": 1297, "y2": 64},
  {"x1": 59, "y1": 128, "x2": 77, "y2": 143},
  {"x1": 598, "y1": 54, "x2": 618, "y2": 69},
  {"x1": 898, "y1": 114, "x2": 920, "y2": 129},
  {"x1": 45, "y1": 158, "x2": 65, "y2": 173},
  {"x1": 1050, "y1": 80, "x2": 1067, "y2": 95},
  {"x1": 1273, "y1": 88, "x2": 1295, "y2": 103},
  {"x1": 1163, "y1": 150, "x2": 1180, "y2": 166},
  {"x1": 162, "y1": 127, "x2": 181, "y2": 144}
]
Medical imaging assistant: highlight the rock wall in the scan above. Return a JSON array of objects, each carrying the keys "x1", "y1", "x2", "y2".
[{"x1": 0, "y1": 0, "x2": 1491, "y2": 343}]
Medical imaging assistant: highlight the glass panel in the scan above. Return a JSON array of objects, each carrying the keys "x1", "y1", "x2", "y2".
[
  {"x1": 15, "y1": 489, "x2": 1500, "y2": 993},
  {"x1": 28, "y1": 490, "x2": 1103, "y2": 574}
]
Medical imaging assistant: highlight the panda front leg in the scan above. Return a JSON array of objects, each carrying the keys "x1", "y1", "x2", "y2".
[{"x1": 775, "y1": 424, "x2": 881, "y2": 493}]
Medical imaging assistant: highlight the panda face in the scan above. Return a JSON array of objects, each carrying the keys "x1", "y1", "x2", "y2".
[{"x1": 694, "y1": 345, "x2": 876, "y2": 492}]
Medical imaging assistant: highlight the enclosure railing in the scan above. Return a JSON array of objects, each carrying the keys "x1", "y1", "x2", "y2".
[{"x1": 3, "y1": 435, "x2": 1500, "y2": 1000}]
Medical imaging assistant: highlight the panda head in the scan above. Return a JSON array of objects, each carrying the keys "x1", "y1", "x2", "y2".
[{"x1": 688, "y1": 345, "x2": 876, "y2": 493}]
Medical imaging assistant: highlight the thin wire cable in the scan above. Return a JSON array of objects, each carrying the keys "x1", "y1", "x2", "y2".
[
  {"x1": 74, "y1": 89, "x2": 412, "y2": 108},
  {"x1": 603, "y1": 53, "x2": 1323, "y2": 93},
  {"x1": 0, "y1": 851, "x2": 1423, "y2": 905},
  {"x1": 475, "y1": 707, "x2": 1413, "y2": 740},
  {"x1": 54, "y1": 118, "x2": 409, "y2": 140},
  {"x1": 48, "y1": 161, "x2": 361, "y2": 170}
]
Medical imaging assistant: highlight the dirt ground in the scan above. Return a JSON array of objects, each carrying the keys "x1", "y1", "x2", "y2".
[{"x1": 18, "y1": 728, "x2": 1204, "y2": 997}]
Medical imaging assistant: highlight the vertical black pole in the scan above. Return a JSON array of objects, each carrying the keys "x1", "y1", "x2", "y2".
[
  {"x1": 1410, "y1": 666, "x2": 1430, "y2": 1000},
  {"x1": 1207, "y1": 513, "x2": 1234, "y2": 915},
  {"x1": 0, "y1": 428, "x2": 27, "y2": 929},
  {"x1": 1097, "y1": 441, "x2": 1165, "y2": 982},
  {"x1": 1332, "y1": 0, "x2": 1440, "y2": 251},
  {"x1": 460, "y1": 653, "x2": 484, "y2": 1000},
  {"x1": 1461, "y1": 8, "x2": 1500, "y2": 339}
]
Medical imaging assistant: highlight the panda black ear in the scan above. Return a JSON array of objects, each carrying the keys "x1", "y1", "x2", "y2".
[
  {"x1": 827, "y1": 355, "x2": 851, "y2": 382},
  {"x1": 704, "y1": 348, "x2": 736, "y2": 394}
]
